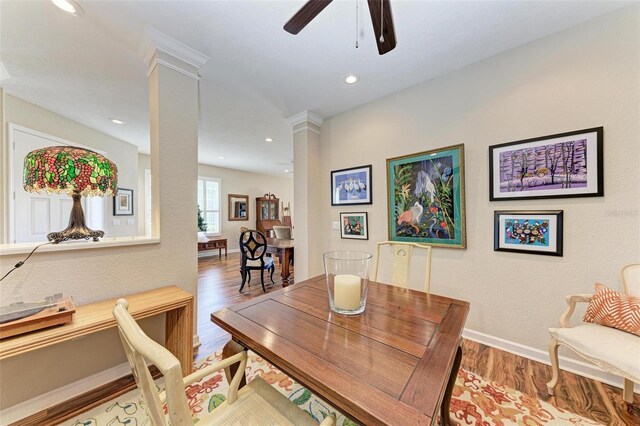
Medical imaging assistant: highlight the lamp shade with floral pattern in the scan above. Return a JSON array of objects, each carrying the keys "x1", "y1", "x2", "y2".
[{"x1": 23, "y1": 146, "x2": 117, "y2": 197}]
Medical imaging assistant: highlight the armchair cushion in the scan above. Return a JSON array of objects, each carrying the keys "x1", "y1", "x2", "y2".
[
  {"x1": 549, "y1": 323, "x2": 640, "y2": 382},
  {"x1": 583, "y1": 284, "x2": 640, "y2": 336}
]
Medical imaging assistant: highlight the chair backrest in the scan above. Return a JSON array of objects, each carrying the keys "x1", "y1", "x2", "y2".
[
  {"x1": 371, "y1": 241, "x2": 432, "y2": 293},
  {"x1": 113, "y1": 299, "x2": 191, "y2": 426},
  {"x1": 239, "y1": 229, "x2": 268, "y2": 261},
  {"x1": 272, "y1": 226, "x2": 292, "y2": 240},
  {"x1": 622, "y1": 263, "x2": 640, "y2": 297}
]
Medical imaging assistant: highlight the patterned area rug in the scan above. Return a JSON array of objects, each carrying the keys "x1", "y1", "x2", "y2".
[{"x1": 64, "y1": 351, "x2": 601, "y2": 426}]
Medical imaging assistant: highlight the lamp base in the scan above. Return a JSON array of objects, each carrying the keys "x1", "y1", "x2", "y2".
[
  {"x1": 47, "y1": 193, "x2": 105, "y2": 244},
  {"x1": 47, "y1": 228, "x2": 105, "y2": 244}
]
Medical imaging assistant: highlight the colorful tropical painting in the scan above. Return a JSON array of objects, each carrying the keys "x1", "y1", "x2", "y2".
[
  {"x1": 494, "y1": 211, "x2": 563, "y2": 256},
  {"x1": 387, "y1": 145, "x2": 466, "y2": 248},
  {"x1": 331, "y1": 165, "x2": 372, "y2": 205},
  {"x1": 489, "y1": 127, "x2": 603, "y2": 200}
]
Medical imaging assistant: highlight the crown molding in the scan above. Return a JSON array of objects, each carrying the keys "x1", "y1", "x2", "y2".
[
  {"x1": 286, "y1": 110, "x2": 324, "y2": 128},
  {"x1": 139, "y1": 27, "x2": 209, "y2": 79}
]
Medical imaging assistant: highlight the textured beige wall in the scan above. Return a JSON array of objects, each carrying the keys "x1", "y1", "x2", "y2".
[
  {"x1": 137, "y1": 153, "x2": 294, "y2": 249},
  {"x1": 0, "y1": 63, "x2": 199, "y2": 408},
  {"x1": 317, "y1": 7, "x2": 639, "y2": 354},
  {"x1": 1, "y1": 94, "x2": 140, "y2": 240}
]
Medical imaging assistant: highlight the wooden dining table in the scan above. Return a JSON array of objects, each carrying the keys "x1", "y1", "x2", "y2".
[
  {"x1": 211, "y1": 275, "x2": 469, "y2": 425},
  {"x1": 266, "y1": 238, "x2": 294, "y2": 286}
]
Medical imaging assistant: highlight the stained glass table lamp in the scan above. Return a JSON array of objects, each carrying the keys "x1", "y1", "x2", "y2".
[{"x1": 23, "y1": 146, "x2": 118, "y2": 243}]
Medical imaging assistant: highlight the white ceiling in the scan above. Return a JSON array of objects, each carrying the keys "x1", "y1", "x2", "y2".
[{"x1": 0, "y1": 0, "x2": 632, "y2": 176}]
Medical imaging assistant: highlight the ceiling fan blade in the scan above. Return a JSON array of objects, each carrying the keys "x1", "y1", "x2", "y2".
[
  {"x1": 367, "y1": 0, "x2": 396, "y2": 55},
  {"x1": 284, "y1": 0, "x2": 334, "y2": 35}
]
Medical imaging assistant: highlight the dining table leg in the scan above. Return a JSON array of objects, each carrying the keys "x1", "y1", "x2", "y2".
[
  {"x1": 440, "y1": 345, "x2": 462, "y2": 426},
  {"x1": 222, "y1": 339, "x2": 247, "y2": 389},
  {"x1": 281, "y1": 248, "x2": 291, "y2": 287}
]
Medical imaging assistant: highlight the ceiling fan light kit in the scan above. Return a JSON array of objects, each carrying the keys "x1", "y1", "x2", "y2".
[{"x1": 284, "y1": 0, "x2": 396, "y2": 55}]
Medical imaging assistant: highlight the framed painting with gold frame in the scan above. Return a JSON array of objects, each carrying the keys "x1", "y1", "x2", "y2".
[{"x1": 386, "y1": 144, "x2": 466, "y2": 249}]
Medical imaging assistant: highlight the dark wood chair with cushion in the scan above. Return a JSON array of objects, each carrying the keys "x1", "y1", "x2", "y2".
[{"x1": 239, "y1": 229, "x2": 274, "y2": 293}]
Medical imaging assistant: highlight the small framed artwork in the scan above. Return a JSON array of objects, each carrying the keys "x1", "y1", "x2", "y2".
[
  {"x1": 340, "y1": 212, "x2": 368, "y2": 240},
  {"x1": 331, "y1": 165, "x2": 372, "y2": 206},
  {"x1": 489, "y1": 127, "x2": 603, "y2": 201},
  {"x1": 386, "y1": 144, "x2": 466, "y2": 249},
  {"x1": 494, "y1": 210, "x2": 563, "y2": 256},
  {"x1": 113, "y1": 188, "x2": 134, "y2": 216}
]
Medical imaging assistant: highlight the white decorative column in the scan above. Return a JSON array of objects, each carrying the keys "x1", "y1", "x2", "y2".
[
  {"x1": 288, "y1": 111, "x2": 323, "y2": 281},
  {"x1": 141, "y1": 28, "x2": 208, "y2": 342}
]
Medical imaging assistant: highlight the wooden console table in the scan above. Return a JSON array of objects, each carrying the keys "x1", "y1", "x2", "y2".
[
  {"x1": 0, "y1": 285, "x2": 194, "y2": 376},
  {"x1": 198, "y1": 237, "x2": 227, "y2": 257}
]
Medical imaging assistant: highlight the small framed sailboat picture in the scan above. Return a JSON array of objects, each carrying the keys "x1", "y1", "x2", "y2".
[{"x1": 331, "y1": 165, "x2": 372, "y2": 206}]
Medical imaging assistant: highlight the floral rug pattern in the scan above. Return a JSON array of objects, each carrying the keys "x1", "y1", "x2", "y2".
[{"x1": 65, "y1": 351, "x2": 601, "y2": 426}]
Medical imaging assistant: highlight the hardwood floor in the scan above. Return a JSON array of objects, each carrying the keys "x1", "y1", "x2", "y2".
[{"x1": 196, "y1": 253, "x2": 639, "y2": 425}]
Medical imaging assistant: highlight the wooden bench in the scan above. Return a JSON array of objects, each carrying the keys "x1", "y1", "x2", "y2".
[
  {"x1": 0, "y1": 285, "x2": 194, "y2": 376},
  {"x1": 198, "y1": 237, "x2": 227, "y2": 257}
]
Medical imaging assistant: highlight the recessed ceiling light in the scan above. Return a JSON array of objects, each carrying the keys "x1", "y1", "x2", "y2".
[
  {"x1": 284, "y1": 169, "x2": 290, "y2": 173},
  {"x1": 110, "y1": 118, "x2": 124, "y2": 125},
  {"x1": 218, "y1": 156, "x2": 225, "y2": 159},
  {"x1": 51, "y1": 0, "x2": 84, "y2": 17},
  {"x1": 265, "y1": 138, "x2": 273, "y2": 142},
  {"x1": 344, "y1": 74, "x2": 359, "y2": 84}
]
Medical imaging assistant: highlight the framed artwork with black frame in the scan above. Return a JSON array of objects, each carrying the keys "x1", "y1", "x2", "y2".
[
  {"x1": 489, "y1": 127, "x2": 603, "y2": 201},
  {"x1": 331, "y1": 165, "x2": 372, "y2": 206},
  {"x1": 113, "y1": 188, "x2": 134, "y2": 216},
  {"x1": 494, "y1": 210, "x2": 563, "y2": 256},
  {"x1": 340, "y1": 212, "x2": 369, "y2": 240}
]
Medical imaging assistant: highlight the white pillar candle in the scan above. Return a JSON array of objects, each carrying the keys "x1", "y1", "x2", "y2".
[{"x1": 334, "y1": 274, "x2": 361, "y2": 310}]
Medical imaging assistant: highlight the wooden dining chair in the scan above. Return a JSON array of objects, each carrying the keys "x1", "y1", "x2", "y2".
[
  {"x1": 113, "y1": 299, "x2": 335, "y2": 425},
  {"x1": 239, "y1": 229, "x2": 275, "y2": 293},
  {"x1": 371, "y1": 241, "x2": 432, "y2": 293}
]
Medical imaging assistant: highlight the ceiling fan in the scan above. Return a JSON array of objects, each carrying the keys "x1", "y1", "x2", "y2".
[{"x1": 284, "y1": 0, "x2": 396, "y2": 55}]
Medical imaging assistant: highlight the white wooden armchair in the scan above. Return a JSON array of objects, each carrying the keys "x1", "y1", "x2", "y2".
[
  {"x1": 113, "y1": 299, "x2": 335, "y2": 425},
  {"x1": 547, "y1": 264, "x2": 640, "y2": 404},
  {"x1": 371, "y1": 241, "x2": 432, "y2": 293}
]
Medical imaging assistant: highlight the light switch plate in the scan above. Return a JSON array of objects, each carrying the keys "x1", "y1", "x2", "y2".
[
  {"x1": 127, "y1": 219, "x2": 134, "y2": 225},
  {"x1": 332, "y1": 221, "x2": 340, "y2": 230},
  {"x1": 112, "y1": 219, "x2": 121, "y2": 226}
]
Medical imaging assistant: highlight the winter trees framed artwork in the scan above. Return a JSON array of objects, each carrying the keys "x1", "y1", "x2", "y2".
[
  {"x1": 494, "y1": 210, "x2": 563, "y2": 256},
  {"x1": 331, "y1": 165, "x2": 372, "y2": 206},
  {"x1": 386, "y1": 144, "x2": 466, "y2": 249},
  {"x1": 489, "y1": 127, "x2": 603, "y2": 201}
]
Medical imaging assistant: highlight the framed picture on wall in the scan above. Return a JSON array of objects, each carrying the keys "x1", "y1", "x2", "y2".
[
  {"x1": 489, "y1": 127, "x2": 603, "y2": 201},
  {"x1": 113, "y1": 188, "x2": 134, "y2": 216},
  {"x1": 331, "y1": 165, "x2": 372, "y2": 206},
  {"x1": 494, "y1": 210, "x2": 563, "y2": 256},
  {"x1": 386, "y1": 144, "x2": 466, "y2": 249},
  {"x1": 340, "y1": 212, "x2": 368, "y2": 240}
]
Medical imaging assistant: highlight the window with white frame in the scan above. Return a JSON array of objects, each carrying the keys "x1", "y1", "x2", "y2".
[{"x1": 197, "y1": 177, "x2": 221, "y2": 235}]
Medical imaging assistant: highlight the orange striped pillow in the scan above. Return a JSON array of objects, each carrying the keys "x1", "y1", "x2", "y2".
[{"x1": 583, "y1": 284, "x2": 640, "y2": 336}]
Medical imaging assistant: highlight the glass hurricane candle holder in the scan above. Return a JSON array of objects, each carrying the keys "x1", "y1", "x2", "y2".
[{"x1": 323, "y1": 251, "x2": 372, "y2": 315}]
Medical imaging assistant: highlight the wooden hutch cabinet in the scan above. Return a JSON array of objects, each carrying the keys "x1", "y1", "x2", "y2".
[{"x1": 256, "y1": 196, "x2": 282, "y2": 236}]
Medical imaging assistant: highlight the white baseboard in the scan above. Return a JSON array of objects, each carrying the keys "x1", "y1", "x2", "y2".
[
  {"x1": 462, "y1": 328, "x2": 640, "y2": 392},
  {"x1": 198, "y1": 248, "x2": 240, "y2": 258},
  {"x1": 0, "y1": 362, "x2": 132, "y2": 424}
]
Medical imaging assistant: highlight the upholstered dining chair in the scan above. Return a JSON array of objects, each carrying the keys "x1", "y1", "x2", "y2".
[
  {"x1": 239, "y1": 229, "x2": 275, "y2": 293},
  {"x1": 547, "y1": 263, "x2": 640, "y2": 404},
  {"x1": 371, "y1": 241, "x2": 432, "y2": 293},
  {"x1": 113, "y1": 299, "x2": 335, "y2": 425},
  {"x1": 272, "y1": 225, "x2": 292, "y2": 240}
]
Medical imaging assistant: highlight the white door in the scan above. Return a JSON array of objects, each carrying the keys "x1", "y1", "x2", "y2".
[{"x1": 9, "y1": 125, "x2": 106, "y2": 243}]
